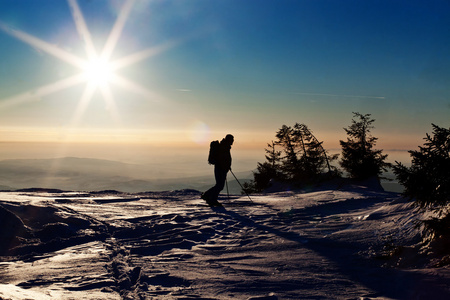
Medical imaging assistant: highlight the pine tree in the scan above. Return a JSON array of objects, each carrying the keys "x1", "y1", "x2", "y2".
[
  {"x1": 265, "y1": 141, "x2": 282, "y2": 173},
  {"x1": 340, "y1": 112, "x2": 390, "y2": 180},
  {"x1": 242, "y1": 141, "x2": 282, "y2": 193},
  {"x1": 292, "y1": 123, "x2": 324, "y2": 181},
  {"x1": 245, "y1": 123, "x2": 339, "y2": 193},
  {"x1": 275, "y1": 125, "x2": 299, "y2": 179},
  {"x1": 393, "y1": 124, "x2": 450, "y2": 238}
]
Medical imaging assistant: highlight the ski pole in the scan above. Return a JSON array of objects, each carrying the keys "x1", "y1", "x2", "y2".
[
  {"x1": 225, "y1": 176, "x2": 230, "y2": 201},
  {"x1": 230, "y1": 169, "x2": 253, "y2": 203}
]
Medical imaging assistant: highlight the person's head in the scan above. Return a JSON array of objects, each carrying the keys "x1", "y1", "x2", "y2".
[{"x1": 224, "y1": 134, "x2": 234, "y2": 146}]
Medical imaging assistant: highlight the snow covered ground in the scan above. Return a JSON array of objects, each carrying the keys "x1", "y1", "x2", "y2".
[{"x1": 1, "y1": 182, "x2": 449, "y2": 299}]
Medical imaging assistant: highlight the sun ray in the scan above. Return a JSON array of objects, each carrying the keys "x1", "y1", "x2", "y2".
[
  {"x1": 0, "y1": 74, "x2": 86, "y2": 110},
  {"x1": 69, "y1": 82, "x2": 97, "y2": 127},
  {"x1": 99, "y1": 84, "x2": 122, "y2": 125},
  {"x1": 101, "y1": 0, "x2": 135, "y2": 61},
  {"x1": 67, "y1": 0, "x2": 98, "y2": 60},
  {"x1": 110, "y1": 74, "x2": 163, "y2": 102},
  {"x1": 111, "y1": 40, "x2": 179, "y2": 71},
  {"x1": 0, "y1": 21, "x2": 86, "y2": 68}
]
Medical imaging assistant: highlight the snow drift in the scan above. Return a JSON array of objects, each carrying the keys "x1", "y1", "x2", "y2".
[{"x1": 0, "y1": 183, "x2": 449, "y2": 299}]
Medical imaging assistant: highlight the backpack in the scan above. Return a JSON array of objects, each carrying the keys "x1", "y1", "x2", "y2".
[{"x1": 208, "y1": 140, "x2": 220, "y2": 165}]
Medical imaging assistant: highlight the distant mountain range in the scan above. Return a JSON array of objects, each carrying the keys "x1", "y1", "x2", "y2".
[{"x1": 0, "y1": 157, "x2": 252, "y2": 193}]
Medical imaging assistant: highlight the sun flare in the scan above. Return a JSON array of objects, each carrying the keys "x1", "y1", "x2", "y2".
[
  {"x1": 0, "y1": 0, "x2": 173, "y2": 124},
  {"x1": 82, "y1": 58, "x2": 114, "y2": 86}
]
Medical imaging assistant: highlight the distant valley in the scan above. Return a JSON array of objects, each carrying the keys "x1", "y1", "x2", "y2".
[
  {"x1": 0, "y1": 157, "x2": 252, "y2": 194},
  {"x1": 0, "y1": 157, "x2": 402, "y2": 194}
]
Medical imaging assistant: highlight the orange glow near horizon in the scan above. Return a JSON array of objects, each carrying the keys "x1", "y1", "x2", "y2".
[{"x1": 0, "y1": 125, "x2": 425, "y2": 154}]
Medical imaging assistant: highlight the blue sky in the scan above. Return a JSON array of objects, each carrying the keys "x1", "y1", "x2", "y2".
[{"x1": 0, "y1": 0, "x2": 449, "y2": 155}]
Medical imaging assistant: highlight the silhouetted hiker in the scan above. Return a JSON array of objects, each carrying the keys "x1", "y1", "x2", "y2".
[{"x1": 202, "y1": 134, "x2": 234, "y2": 206}]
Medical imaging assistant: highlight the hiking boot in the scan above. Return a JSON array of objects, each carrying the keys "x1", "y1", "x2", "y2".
[
  {"x1": 201, "y1": 193, "x2": 222, "y2": 207},
  {"x1": 207, "y1": 199, "x2": 222, "y2": 207}
]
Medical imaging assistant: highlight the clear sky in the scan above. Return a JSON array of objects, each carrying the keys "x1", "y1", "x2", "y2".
[{"x1": 0, "y1": 0, "x2": 449, "y2": 164}]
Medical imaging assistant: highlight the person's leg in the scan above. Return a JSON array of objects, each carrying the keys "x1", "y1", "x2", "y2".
[
  {"x1": 202, "y1": 166, "x2": 219, "y2": 198},
  {"x1": 202, "y1": 167, "x2": 227, "y2": 205},
  {"x1": 209, "y1": 167, "x2": 226, "y2": 200}
]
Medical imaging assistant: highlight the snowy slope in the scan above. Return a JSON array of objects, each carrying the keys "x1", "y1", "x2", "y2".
[{"x1": 0, "y1": 185, "x2": 449, "y2": 299}]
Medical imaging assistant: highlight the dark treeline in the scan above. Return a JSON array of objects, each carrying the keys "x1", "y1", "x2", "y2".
[
  {"x1": 243, "y1": 112, "x2": 389, "y2": 193},
  {"x1": 243, "y1": 112, "x2": 450, "y2": 242}
]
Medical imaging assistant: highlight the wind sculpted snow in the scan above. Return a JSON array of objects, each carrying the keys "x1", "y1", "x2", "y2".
[{"x1": 0, "y1": 186, "x2": 449, "y2": 299}]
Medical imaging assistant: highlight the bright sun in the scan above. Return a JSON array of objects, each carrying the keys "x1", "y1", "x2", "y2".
[
  {"x1": 82, "y1": 58, "x2": 114, "y2": 86},
  {"x1": 0, "y1": 0, "x2": 173, "y2": 124}
]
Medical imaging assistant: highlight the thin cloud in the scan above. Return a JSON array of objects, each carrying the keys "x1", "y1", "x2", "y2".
[{"x1": 295, "y1": 92, "x2": 385, "y2": 100}]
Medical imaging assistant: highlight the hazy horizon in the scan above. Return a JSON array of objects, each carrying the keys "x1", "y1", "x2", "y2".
[
  {"x1": 0, "y1": 140, "x2": 413, "y2": 174},
  {"x1": 0, "y1": 141, "x2": 410, "y2": 193}
]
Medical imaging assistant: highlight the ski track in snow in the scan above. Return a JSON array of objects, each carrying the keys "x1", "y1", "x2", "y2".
[{"x1": 0, "y1": 187, "x2": 450, "y2": 299}]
